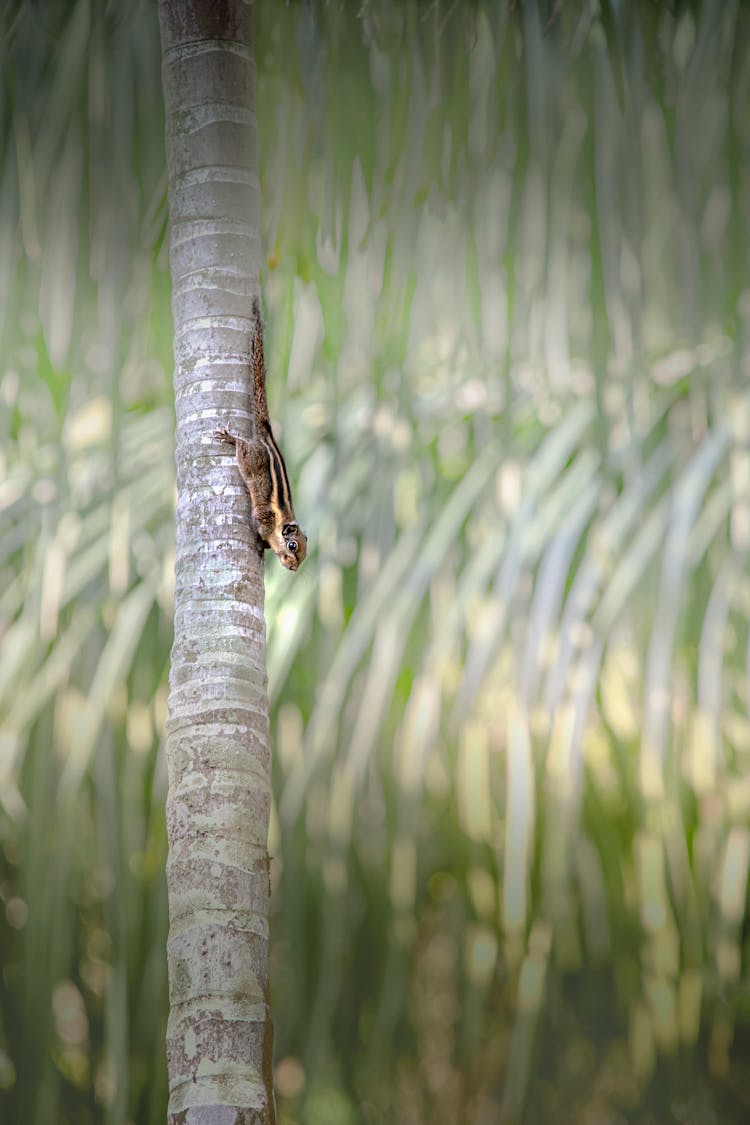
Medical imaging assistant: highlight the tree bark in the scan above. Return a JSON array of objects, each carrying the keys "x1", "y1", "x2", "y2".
[{"x1": 159, "y1": 1, "x2": 275, "y2": 1122}]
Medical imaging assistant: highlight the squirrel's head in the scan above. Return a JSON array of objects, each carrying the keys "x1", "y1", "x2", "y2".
[{"x1": 278, "y1": 522, "x2": 307, "y2": 571}]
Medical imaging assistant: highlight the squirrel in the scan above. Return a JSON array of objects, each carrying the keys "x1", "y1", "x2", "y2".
[{"x1": 214, "y1": 297, "x2": 308, "y2": 571}]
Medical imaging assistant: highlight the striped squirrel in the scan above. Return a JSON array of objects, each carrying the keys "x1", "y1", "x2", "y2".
[{"x1": 214, "y1": 298, "x2": 307, "y2": 571}]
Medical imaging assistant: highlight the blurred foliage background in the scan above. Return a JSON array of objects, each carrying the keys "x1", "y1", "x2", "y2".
[{"x1": 2, "y1": 0, "x2": 750, "y2": 1122}]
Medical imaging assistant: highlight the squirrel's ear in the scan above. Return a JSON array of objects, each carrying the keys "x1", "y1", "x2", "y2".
[{"x1": 282, "y1": 522, "x2": 299, "y2": 537}]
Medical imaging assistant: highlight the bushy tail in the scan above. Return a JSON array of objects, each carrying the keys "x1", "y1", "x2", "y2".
[{"x1": 251, "y1": 295, "x2": 269, "y2": 429}]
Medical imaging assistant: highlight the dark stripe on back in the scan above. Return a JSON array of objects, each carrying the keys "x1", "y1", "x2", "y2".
[
  {"x1": 262, "y1": 443, "x2": 278, "y2": 511},
  {"x1": 274, "y1": 442, "x2": 293, "y2": 512},
  {"x1": 263, "y1": 435, "x2": 292, "y2": 516}
]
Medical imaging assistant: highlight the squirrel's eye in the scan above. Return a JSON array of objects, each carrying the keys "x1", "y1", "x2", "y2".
[{"x1": 288, "y1": 540, "x2": 298, "y2": 554}]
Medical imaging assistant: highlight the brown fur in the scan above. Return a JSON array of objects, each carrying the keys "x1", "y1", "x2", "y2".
[
  {"x1": 214, "y1": 300, "x2": 307, "y2": 571},
  {"x1": 251, "y1": 296, "x2": 270, "y2": 430}
]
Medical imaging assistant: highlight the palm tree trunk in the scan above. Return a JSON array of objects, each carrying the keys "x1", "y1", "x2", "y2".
[{"x1": 159, "y1": 2, "x2": 275, "y2": 1121}]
